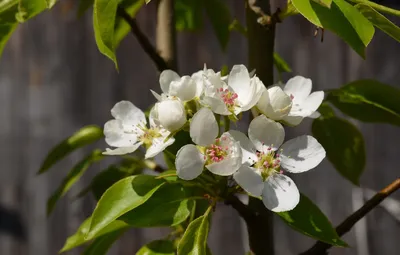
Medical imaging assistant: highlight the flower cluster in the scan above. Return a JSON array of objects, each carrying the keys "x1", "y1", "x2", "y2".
[{"x1": 103, "y1": 65, "x2": 326, "y2": 212}]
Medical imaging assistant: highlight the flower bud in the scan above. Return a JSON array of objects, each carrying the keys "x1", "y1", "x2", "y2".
[{"x1": 155, "y1": 99, "x2": 187, "y2": 132}]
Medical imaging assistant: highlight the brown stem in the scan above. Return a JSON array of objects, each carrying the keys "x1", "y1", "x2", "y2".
[
  {"x1": 156, "y1": 0, "x2": 177, "y2": 71},
  {"x1": 117, "y1": 7, "x2": 170, "y2": 71},
  {"x1": 245, "y1": 0, "x2": 275, "y2": 254},
  {"x1": 301, "y1": 178, "x2": 400, "y2": 255}
]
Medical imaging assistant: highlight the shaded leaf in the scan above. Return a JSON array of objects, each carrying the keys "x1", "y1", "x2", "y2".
[
  {"x1": 82, "y1": 229, "x2": 126, "y2": 255},
  {"x1": 87, "y1": 175, "x2": 165, "y2": 239},
  {"x1": 312, "y1": 104, "x2": 365, "y2": 185},
  {"x1": 93, "y1": 0, "x2": 119, "y2": 68},
  {"x1": 177, "y1": 206, "x2": 212, "y2": 255},
  {"x1": 204, "y1": 0, "x2": 231, "y2": 50},
  {"x1": 120, "y1": 184, "x2": 194, "y2": 227},
  {"x1": 163, "y1": 130, "x2": 192, "y2": 169},
  {"x1": 291, "y1": 0, "x2": 374, "y2": 58},
  {"x1": 38, "y1": 125, "x2": 104, "y2": 174},
  {"x1": 16, "y1": 0, "x2": 47, "y2": 22},
  {"x1": 229, "y1": 19, "x2": 247, "y2": 36},
  {"x1": 78, "y1": 0, "x2": 94, "y2": 17},
  {"x1": 0, "y1": 23, "x2": 17, "y2": 57},
  {"x1": 46, "y1": 0, "x2": 57, "y2": 8},
  {"x1": 277, "y1": 194, "x2": 348, "y2": 246},
  {"x1": 47, "y1": 150, "x2": 104, "y2": 215},
  {"x1": 327, "y1": 79, "x2": 400, "y2": 126},
  {"x1": 312, "y1": 0, "x2": 332, "y2": 8},
  {"x1": 273, "y1": 52, "x2": 292, "y2": 73},
  {"x1": 175, "y1": 0, "x2": 203, "y2": 31},
  {"x1": 0, "y1": 0, "x2": 18, "y2": 58},
  {"x1": 356, "y1": 3, "x2": 400, "y2": 43},
  {"x1": 136, "y1": 240, "x2": 175, "y2": 255},
  {"x1": 60, "y1": 217, "x2": 128, "y2": 253}
]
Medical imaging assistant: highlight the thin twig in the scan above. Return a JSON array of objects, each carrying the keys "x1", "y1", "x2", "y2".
[
  {"x1": 117, "y1": 7, "x2": 170, "y2": 71},
  {"x1": 301, "y1": 178, "x2": 400, "y2": 255}
]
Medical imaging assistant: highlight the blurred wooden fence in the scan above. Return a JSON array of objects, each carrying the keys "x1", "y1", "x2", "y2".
[{"x1": 0, "y1": 1, "x2": 399, "y2": 254}]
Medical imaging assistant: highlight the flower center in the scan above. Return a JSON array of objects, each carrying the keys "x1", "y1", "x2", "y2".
[
  {"x1": 254, "y1": 147, "x2": 282, "y2": 181},
  {"x1": 218, "y1": 88, "x2": 238, "y2": 112},
  {"x1": 204, "y1": 138, "x2": 229, "y2": 164},
  {"x1": 138, "y1": 127, "x2": 162, "y2": 146}
]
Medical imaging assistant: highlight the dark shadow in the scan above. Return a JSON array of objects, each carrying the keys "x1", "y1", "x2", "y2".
[{"x1": 0, "y1": 204, "x2": 26, "y2": 241}]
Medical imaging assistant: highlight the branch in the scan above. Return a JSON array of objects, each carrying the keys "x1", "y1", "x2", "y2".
[
  {"x1": 347, "y1": 0, "x2": 400, "y2": 17},
  {"x1": 301, "y1": 178, "x2": 400, "y2": 255},
  {"x1": 117, "y1": 7, "x2": 170, "y2": 72}
]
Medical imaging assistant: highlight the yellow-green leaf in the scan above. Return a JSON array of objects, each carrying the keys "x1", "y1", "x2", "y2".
[
  {"x1": 312, "y1": 0, "x2": 332, "y2": 8},
  {"x1": 136, "y1": 240, "x2": 175, "y2": 255},
  {"x1": 38, "y1": 125, "x2": 103, "y2": 174}
]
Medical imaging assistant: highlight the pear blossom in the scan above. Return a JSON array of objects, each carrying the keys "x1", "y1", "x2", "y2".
[
  {"x1": 103, "y1": 101, "x2": 174, "y2": 158},
  {"x1": 201, "y1": 65, "x2": 264, "y2": 116},
  {"x1": 257, "y1": 85, "x2": 293, "y2": 120},
  {"x1": 230, "y1": 115, "x2": 326, "y2": 212},
  {"x1": 152, "y1": 98, "x2": 187, "y2": 132},
  {"x1": 175, "y1": 107, "x2": 242, "y2": 180},
  {"x1": 281, "y1": 76, "x2": 324, "y2": 126}
]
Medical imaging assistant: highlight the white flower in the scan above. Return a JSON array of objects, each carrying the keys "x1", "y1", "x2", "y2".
[
  {"x1": 103, "y1": 101, "x2": 175, "y2": 158},
  {"x1": 282, "y1": 76, "x2": 324, "y2": 126},
  {"x1": 257, "y1": 85, "x2": 293, "y2": 120},
  {"x1": 230, "y1": 115, "x2": 325, "y2": 212},
  {"x1": 152, "y1": 70, "x2": 202, "y2": 102},
  {"x1": 201, "y1": 65, "x2": 264, "y2": 116},
  {"x1": 152, "y1": 98, "x2": 187, "y2": 132},
  {"x1": 175, "y1": 108, "x2": 242, "y2": 180}
]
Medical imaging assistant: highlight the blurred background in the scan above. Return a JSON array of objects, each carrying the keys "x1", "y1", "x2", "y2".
[{"x1": 0, "y1": 0, "x2": 400, "y2": 254}]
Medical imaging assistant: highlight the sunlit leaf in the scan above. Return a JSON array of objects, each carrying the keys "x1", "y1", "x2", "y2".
[
  {"x1": 16, "y1": 0, "x2": 47, "y2": 22},
  {"x1": 136, "y1": 240, "x2": 175, "y2": 255},
  {"x1": 38, "y1": 125, "x2": 103, "y2": 174},
  {"x1": 277, "y1": 194, "x2": 348, "y2": 246},
  {"x1": 327, "y1": 79, "x2": 400, "y2": 126},
  {"x1": 312, "y1": 104, "x2": 365, "y2": 185},
  {"x1": 312, "y1": 0, "x2": 332, "y2": 8},
  {"x1": 87, "y1": 175, "x2": 165, "y2": 239},
  {"x1": 47, "y1": 150, "x2": 104, "y2": 216},
  {"x1": 114, "y1": 0, "x2": 145, "y2": 47},
  {"x1": 356, "y1": 3, "x2": 400, "y2": 43}
]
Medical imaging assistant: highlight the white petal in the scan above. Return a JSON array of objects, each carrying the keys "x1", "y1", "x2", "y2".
[
  {"x1": 206, "y1": 155, "x2": 242, "y2": 176},
  {"x1": 228, "y1": 65, "x2": 252, "y2": 104},
  {"x1": 283, "y1": 76, "x2": 312, "y2": 105},
  {"x1": 309, "y1": 111, "x2": 321, "y2": 118},
  {"x1": 169, "y1": 76, "x2": 197, "y2": 101},
  {"x1": 240, "y1": 76, "x2": 265, "y2": 111},
  {"x1": 233, "y1": 165, "x2": 263, "y2": 196},
  {"x1": 160, "y1": 70, "x2": 180, "y2": 94},
  {"x1": 111, "y1": 101, "x2": 146, "y2": 127},
  {"x1": 282, "y1": 115, "x2": 304, "y2": 127},
  {"x1": 190, "y1": 107, "x2": 218, "y2": 146},
  {"x1": 104, "y1": 119, "x2": 140, "y2": 147},
  {"x1": 257, "y1": 86, "x2": 292, "y2": 120},
  {"x1": 155, "y1": 99, "x2": 187, "y2": 131},
  {"x1": 201, "y1": 96, "x2": 231, "y2": 115},
  {"x1": 145, "y1": 136, "x2": 175, "y2": 159},
  {"x1": 280, "y1": 135, "x2": 326, "y2": 173},
  {"x1": 176, "y1": 144, "x2": 205, "y2": 180},
  {"x1": 262, "y1": 174, "x2": 300, "y2": 212},
  {"x1": 228, "y1": 130, "x2": 258, "y2": 165},
  {"x1": 103, "y1": 142, "x2": 142, "y2": 155},
  {"x1": 301, "y1": 91, "x2": 324, "y2": 115},
  {"x1": 191, "y1": 70, "x2": 205, "y2": 97},
  {"x1": 248, "y1": 115, "x2": 285, "y2": 151},
  {"x1": 150, "y1": 90, "x2": 163, "y2": 101},
  {"x1": 149, "y1": 106, "x2": 159, "y2": 128}
]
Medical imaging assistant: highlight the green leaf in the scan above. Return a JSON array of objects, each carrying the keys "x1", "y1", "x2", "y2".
[
  {"x1": 60, "y1": 217, "x2": 128, "y2": 253},
  {"x1": 204, "y1": 0, "x2": 231, "y2": 50},
  {"x1": 16, "y1": 0, "x2": 47, "y2": 22},
  {"x1": 312, "y1": 104, "x2": 365, "y2": 185},
  {"x1": 356, "y1": 4, "x2": 400, "y2": 43},
  {"x1": 291, "y1": 0, "x2": 374, "y2": 58},
  {"x1": 45, "y1": 0, "x2": 57, "y2": 8},
  {"x1": 177, "y1": 206, "x2": 212, "y2": 255},
  {"x1": 87, "y1": 175, "x2": 165, "y2": 239},
  {"x1": 312, "y1": 0, "x2": 332, "y2": 8},
  {"x1": 327, "y1": 79, "x2": 400, "y2": 126},
  {"x1": 229, "y1": 19, "x2": 247, "y2": 36},
  {"x1": 175, "y1": 0, "x2": 203, "y2": 31},
  {"x1": 277, "y1": 194, "x2": 347, "y2": 247},
  {"x1": 163, "y1": 130, "x2": 192, "y2": 169},
  {"x1": 114, "y1": 0, "x2": 144, "y2": 47},
  {"x1": 0, "y1": 23, "x2": 16, "y2": 57},
  {"x1": 38, "y1": 125, "x2": 103, "y2": 174},
  {"x1": 136, "y1": 240, "x2": 175, "y2": 255},
  {"x1": 93, "y1": 0, "x2": 119, "y2": 69},
  {"x1": 273, "y1": 52, "x2": 292, "y2": 73},
  {"x1": 120, "y1": 184, "x2": 194, "y2": 227},
  {"x1": 47, "y1": 150, "x2": 104, "y2": 215},
  {"x1": 0, "y1": 1, "x2": 18, "y2": 58},
  {"x1": 145, "y1": 0, "x2": 151, "y2": 4},
  {"x1": 82, "y1": 229, "x2": 126, "y2": 255}
]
